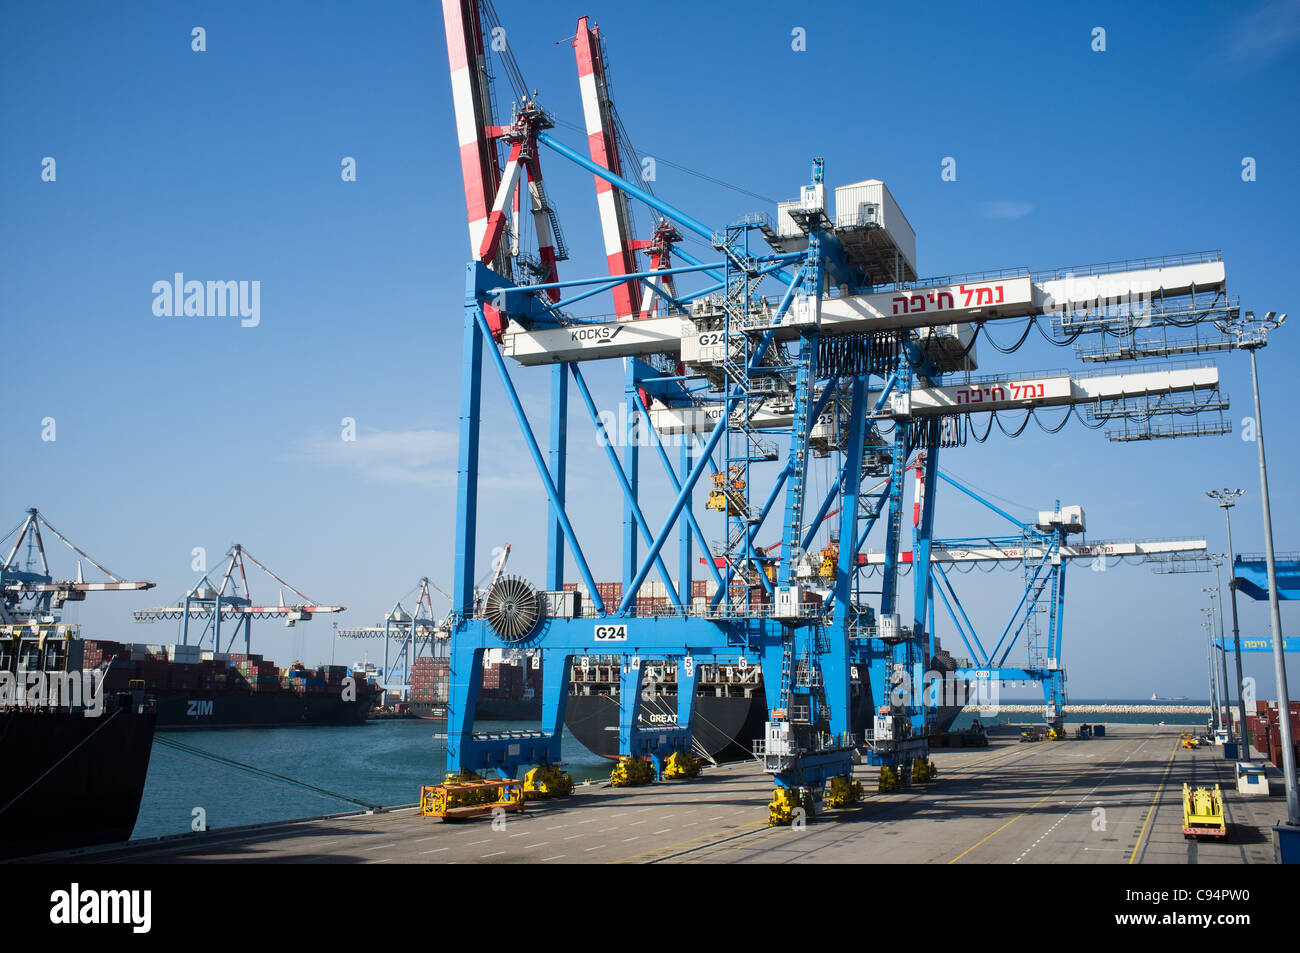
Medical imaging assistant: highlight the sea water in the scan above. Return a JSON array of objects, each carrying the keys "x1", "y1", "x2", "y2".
[{"x1": 132, "y1": 720, "x2": 610, "y2": 840}]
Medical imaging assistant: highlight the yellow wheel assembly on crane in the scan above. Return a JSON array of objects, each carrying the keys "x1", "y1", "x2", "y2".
[
  {"x1": 825, "y1": 774, "x2": 863, "y2": 808},
  {"x1": 662, "y1": 751, "x2": 701, "y2": 779},
  {"x1": 878, "y1": 765, "x2": 901, "y2": 793},
  {"x1": 767, "y1": 787, "x2": 813, "y2": 826},
  {"x1": 523, "y1": 763, "x2": 574, "y2": 799},
  {"x1": 911, "y1": 758, "x2": 938, "y2": 783},
  {"x1": 767, "y1": 787, "x2": 797, "y2": 825},
  {"x1": 610, "y1": 755, "x2": 654, "y2": 787}
]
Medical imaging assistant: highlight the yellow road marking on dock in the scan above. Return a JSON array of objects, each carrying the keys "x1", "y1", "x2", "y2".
[
  {"x1": 948, "y1": 735, "x2": 1145, "y2": 865},
  {"x1": 946, "y1": 780, "x2": 1078, "y2": 864},
  {"x1": 1128, "y1": 737, "x2": 1181, "y2": 865}
]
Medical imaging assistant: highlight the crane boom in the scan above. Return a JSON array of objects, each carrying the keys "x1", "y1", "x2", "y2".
[
  {"x1": 501, "y1": 255, "x2": 1226, "y2": 365},
  {"x1": 574, "y1": 16, "x2": 641, "y2": 318},
  {"x1": 861, "y1": 537, "x2": 1207, "y2": 565},
  {"x1": 648, "y1": 363, "x2": 1220, "y2": 432},
  {"x1": 442, "y1": 0, "x2": 507, "y2": 275}
]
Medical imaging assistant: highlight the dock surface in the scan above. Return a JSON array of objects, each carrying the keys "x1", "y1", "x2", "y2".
[{"x1": 57, "y1": 725, "x2": 1286, "y2": 864}]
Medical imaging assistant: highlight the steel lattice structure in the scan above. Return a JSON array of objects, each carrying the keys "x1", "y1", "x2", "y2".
[
  {"x1": 437, "y1": 3, "x2": 1250, "y2": 805},
  {"x1": 0, "y1": 507, "x2": 155, "y2": 625}
]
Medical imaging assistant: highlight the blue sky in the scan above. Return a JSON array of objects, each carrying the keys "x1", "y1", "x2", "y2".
[{"x1": 2, "y1": 0, "x2": 1298, "y2": 699}]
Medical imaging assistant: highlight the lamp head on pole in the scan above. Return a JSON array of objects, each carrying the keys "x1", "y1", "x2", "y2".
[{"x1": 1206, "y1": 488, "x2": 1244, "y2": 509}]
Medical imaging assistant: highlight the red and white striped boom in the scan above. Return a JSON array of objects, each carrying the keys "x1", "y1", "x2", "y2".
[
  {"x1": 443, "y1": 0, "x2": 506, "y2": 275},
  {"x1": 574, "y1": 16, "x2": 641, "y2": 319}
]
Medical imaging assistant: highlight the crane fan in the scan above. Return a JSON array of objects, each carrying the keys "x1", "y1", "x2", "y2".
[{"x1": 483, "y1": 575, "x2": 541, "y2": 643}]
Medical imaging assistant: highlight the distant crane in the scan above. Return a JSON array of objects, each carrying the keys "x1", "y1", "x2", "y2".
[
  {"x1": 132, "y1": 544, "x2": 343, "y2": 655},
  {"x1": 336, "y1": 577, "x2": 449, "y2": 698},
  {"x1": 860, "y1": 469, "x2": 1209, "y2": 727},
  {"x1": 0, "y1": 507, "x2": 154, "y2": 624}
]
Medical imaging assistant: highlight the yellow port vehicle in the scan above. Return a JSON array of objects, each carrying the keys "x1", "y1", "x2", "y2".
[
  {"x1": 1182, "y1": 783, "x2": 1227, "y2": 838},
  {"x1": 420, "y1": 776, "x2": 525, "y2": 820}
]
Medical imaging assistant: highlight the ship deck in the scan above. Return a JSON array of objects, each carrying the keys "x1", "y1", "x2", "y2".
[{"x1": 39, "y1": 725, "x2": 1288, "y2": 865}]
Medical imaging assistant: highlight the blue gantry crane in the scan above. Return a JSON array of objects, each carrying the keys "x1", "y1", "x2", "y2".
[{"x1": 437, "y1": 1, "x2": 1249, "y2": 821}]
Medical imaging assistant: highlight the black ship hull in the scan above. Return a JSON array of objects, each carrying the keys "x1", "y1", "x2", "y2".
[
  {"x1": 564, "y1": 679, "x2": 964, "y2": 763},
  {"x1": 151, "y1": 692, "x2": 372, "y2": 730},
  {"x1": 565, "y1": 690, "x2": 769, "y2": 762},
  {"x1": 0, "y1": 702, "x2": 156, "y2": 859}
]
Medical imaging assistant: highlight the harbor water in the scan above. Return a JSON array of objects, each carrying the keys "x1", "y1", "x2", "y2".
[
  {"x1": 131, "y1": 720, "x2": 611, "y2": 841},
  {"x1": 949, "y1": 697, "x2": 1213, "y2": 730}
]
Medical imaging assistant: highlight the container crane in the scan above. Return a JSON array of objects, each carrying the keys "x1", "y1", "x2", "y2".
[
  {"x1": 860, "y1": 470, "x2": 1209, "y2": 729},
  {"x1": 0, "y1": 508, "x2": 154, "y2": 624},
  {"x1": 437, "y1": 4, "x2": 1250, "y2": 821},
  {"x1": 336, "y1": 577, "x2": 448, "y2": 698},
  {"x1": 132, "y1": 544, "x2": 343, "y2": 655}
]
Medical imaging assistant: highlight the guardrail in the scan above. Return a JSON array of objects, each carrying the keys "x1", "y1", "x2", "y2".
[{"x1": 954, "y1": 357, "x2": 1217, "y2": 388}]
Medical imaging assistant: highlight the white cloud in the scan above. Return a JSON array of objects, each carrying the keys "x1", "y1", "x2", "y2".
[
  {"x1": 295, "y1": 427, "x2": 457, "y2": 485},
  {"x1": 1227, "y1": 0, "x2": 1300, "y2": 62},
  {"x1": 981, "y1": 200, "x2": 1034, "y2": 221},
  {"x1": 293, "y1": 425, "x2": 538, "y2": 490}
]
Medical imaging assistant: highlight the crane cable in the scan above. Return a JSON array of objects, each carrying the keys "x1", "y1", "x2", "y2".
[{"x1": 152, "y1": 735, "x2": 380, "y2": 810}]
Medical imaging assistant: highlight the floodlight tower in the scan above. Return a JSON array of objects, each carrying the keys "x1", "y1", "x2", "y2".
[
  {"x1": 1207, "y1": 554, "x2": 1233, "y2": 732},
  {"x1": 1215, "y1": 310, "x2": 1297, "y2": 827},
  {"x1": 1200, "y1": 604, "x2": 1219, "y2": 731},
  {"x1": 1207, "y1": 488, "x2": 1247, "y2": 742}
]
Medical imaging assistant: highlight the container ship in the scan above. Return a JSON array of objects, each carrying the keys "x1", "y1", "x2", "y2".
[
  {"x1": 80, "y1": 639, "x2": 379, "y2": 729},
  {"x1": 560, "y1": 580, "x2": 968, "y2": 762},
  {"x1": 1, "y1": 507, "x2": 159, "y2": 857},
  {"x1": 0, "y1": 624, "x2": 157, "y2": 859},
  {"x1": 564, "y1": 649, "x2": 965, "y2": 762}
]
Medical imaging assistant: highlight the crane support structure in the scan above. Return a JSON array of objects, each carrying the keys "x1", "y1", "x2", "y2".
[
  {"x1": 863, "y1": 537, "x2": 1210, "y2": 565},
  {"x1": 573, "y1": 16, "x2": 641, "y2": 319},
  {"x1": 1233, "y1": 553, "x2": 1300, "y2": 601},
  {"x1": 436, "y1": 4, "x2": 1246, "y2": 809}
]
